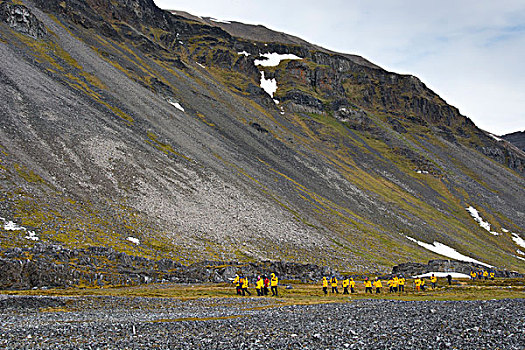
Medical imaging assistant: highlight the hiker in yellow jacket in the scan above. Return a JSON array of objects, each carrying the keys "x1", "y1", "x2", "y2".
[
  {"x1": 483, "y1": 270, "x2": 489, "y2": 280},
  {"x1": 490, "y1": 272, "x2": 495, "y2": 280},
  {"x1": 470, "y1": 271, "x2": 476, "y2": 280},
  {"x1": 364, "y1": 278, "x2": 373, "y2": 294},
  {"x1": 330, "y1": 276, "x2": 339, "y2": 294},
  {"x1": 387, "y1": 278, "x2": 394, "y2": 293},
  {"x1": 241, "y1": 276, "x2": 251, "y2": 296},
  {"x1": 392, "y1": 276, "x2": 399, "y2": 293},
  {"x1": 255, "y1": 276, "x2": 264, "y2": 296},
  {"x1": 414, "y1": 277, "x2": 422, "y2": 292},
  {"x1": 270, "y1": 273, "x2": 278, "y2": 297},
  {"x1": 349, "y1": 278, "x2": 356, "y2": 293},
  {"x1": 342, "y1": 277, "x2": 350, "y2": 294},
  {"x1": 373, "y1": 278, "x2": 382, "y2": 294},
  {"x1": 430, "y1": 274, "x2": 437, "y2": 289},
  {"x1": 322, "y1": 276, "x2": 328, "y2": 295},
  {"x1": 233, "y1": 274, "x2": 241, "y2": 295},
  {"x1": 398, "y1": 276, "x2": 405, "y2": 292}
]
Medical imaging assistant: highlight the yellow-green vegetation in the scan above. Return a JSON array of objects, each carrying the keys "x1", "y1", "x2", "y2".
[
  {"x1": 3, "y1": 278, "x2": 524, "y2": 303},
  {"x1": 146, "y1": 131, "x2": 192, "y2": 161}
]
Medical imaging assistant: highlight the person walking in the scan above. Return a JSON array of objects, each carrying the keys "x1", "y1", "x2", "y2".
[
  {"x1": 241, "y1": 276, "x2": 251, "y2": 296},
  {"x1": 233, "y1": 274, "x2": 242, "y2": 295},
  {"x1": 470, "y1": 271, "x2": 476, "y2": 280},
  {"x1": 373, "y1": 278, "x2": 382, "y2": 294},
  {"x1": 420, "y1": 278, "x2": 426, "y2": 291},
  {"x1": 349, "y1": 278, "x2": 356, "y2": 293},
  {"x1": 256, "y1": 276, "x2": 264, "y2": 296},
  {"x1": 342, "y1": 277, "x2": 350, "y2": 294},
  {"x1": 270, "y1": 273, "x2": 278, "y2": 296},
  {"x1": 392, "y1": 276, "x2": 399, "y2": 293},
  {"x1": 490, "y1": 272, "x2": 495, "y2": 280},
  {"x1": 387, "y1": 278, "x2": 394, "y2": 293},
  {"x1": 364, "y1": 278, "x2": 373, "y2": 294},
  {"x1": 483, "y1": 270, "x2": 489, "y2": 280}
]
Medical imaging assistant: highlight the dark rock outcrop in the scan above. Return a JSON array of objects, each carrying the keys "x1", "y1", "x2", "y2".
[
  {"x1": 0, "y1": 245, "x2": 332, "y2": 289},
  {"x1": 392, "y1": 259, "x2": 524, "y2": 278},
  {"x1": 0, "y1": 2, "x2": 47, "y2": 39}
]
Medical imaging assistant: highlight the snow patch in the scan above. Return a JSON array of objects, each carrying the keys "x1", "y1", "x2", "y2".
[
  {"x1": 260, "y1": 71, "x2": 277, "y2": 98},
  {"x1": 501, "y1": 228, "x2": 509, "y2": 233},
  {"x1": 127, "y1": 237, "x2": 140, "y2": 245},
  {"x1": 415, "y1": 170, "x2": 429, "y2": 174},
  {"x1": 514, "y1": 255, "x2": 525, "y2": 262},
  {"x1": 209, "y1": 17, "x2": 231, "y2": 24},
  {"x1": 488, "y1": 133, "x2": 503, "y2": 142},
  {"x1": 403, "y1": 234, "x2": 493, "y2": 267},
  {"x1": 1, "y1": 217, "x2": 39, "y2": 241},
  {"x1": 412, "y1": 272, "x2": 471, "y2": 279},
  {"x1": 237, "y1": 51, "x2": 250, "y2": 57},
  {"x1": 511, "y1": 233, "x2": 525, "y2": 248},
  {"x1": 517, "y1": 249, "x2": 524, "y2": 256},
  {"x1": 254, "y1": 52, "x2": 302, "y2": 67},
  {"x1": 466, "y1": 206, "x2": 499, "y2": 235},
  {"x1": 196, "y1": 62, "x2": 206, "y2": 69},
  {"x1": 168, "y1": 99, "x2": 185, "y2": 112}
]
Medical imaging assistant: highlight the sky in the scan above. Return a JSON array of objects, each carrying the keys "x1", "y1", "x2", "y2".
[{"x1": 153, "y1": 0, "x2": 525, "y2": 135}]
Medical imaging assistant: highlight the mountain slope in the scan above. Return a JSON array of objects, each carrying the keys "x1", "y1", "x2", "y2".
[{"x1": 0, "y1": 0, "x2": 524, "y2": 273}]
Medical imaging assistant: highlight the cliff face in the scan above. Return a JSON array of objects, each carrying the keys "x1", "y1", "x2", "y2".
[{"x1": 0, "y1": 0, "x2": 524, "y2": 273}]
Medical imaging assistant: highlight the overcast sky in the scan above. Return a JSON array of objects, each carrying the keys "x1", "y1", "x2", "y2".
[{"x1": 153, "y1": 0, "x2": 525, "y2": 135}]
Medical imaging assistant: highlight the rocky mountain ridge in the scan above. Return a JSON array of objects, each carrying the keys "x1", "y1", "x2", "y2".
[{"x1": 0, "y1": 0, "x2": 524, "y2": 276}]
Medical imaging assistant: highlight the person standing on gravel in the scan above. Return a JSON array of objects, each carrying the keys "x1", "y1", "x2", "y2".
[
  {"x1": 270, "y1": 273, "x2": 279, "y2": 296},
  {"x1": 350, "y1": 278, "x2": 356, "y2": 293},
  {"x1": 322, "y1": 276, "x2": 328, "y2": 295},
  {"x1": 364, "y1": 278, "x2": 373, "y2": 294},
  {"x1": 330, "y1": 276, "x2": 339, "y2": 294}
]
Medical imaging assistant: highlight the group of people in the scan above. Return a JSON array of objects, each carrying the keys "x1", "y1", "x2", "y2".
[
  {"x1": 324, "y1": 274, "x2": 440, "y2": 294},
  {"x1": 470, "y1": 270, "x2": 495, "y2": 280},
  {"x1": 232, "y1": 273, "x2": 279, "y2": 297}
]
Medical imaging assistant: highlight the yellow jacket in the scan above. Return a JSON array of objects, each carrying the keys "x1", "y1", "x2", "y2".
[
  {"x1": 373, "y1": 280, "x2": 382, "y2": 288},
  {"x1": 349, "y1": 279, "x2": 355, "y2": 288},
  {"x1": 330, "y1": 277, "x2": 338, "y2": 287},
  {"x1": 322, "y1": 277, "x2": 328, "y2": 287},
  {"x1": 271, "y1": 274, "x2": 278, "y2": 287},
  {"x1": 387, "y1": 279, "x2": 393, "y2": 287},
  {"x1": 256, "y1": 278, "x2": 264, "y2": 289},
  {"x1": 364, "y1": 280, "x2": 372, "y2": 288},
  {"x1": 342, "y1": 279, "x2": 349, "y2": 288},
  {"x1": 430, "y1": 276, "x2": 437, "y2": 283},
  {"x1": 398, "y1": 278, "x2": 405, "y2": 285},
  {"x1": 483, "y1": 271, "x2": 488, "y2": 277},
  {"x1": 415, "y1": 278, "x2": 421, "y2": 286},
  {"x1": 470, "y1": 272, "x2": 476, "y2": 278},
  {"x1": 233, "y1": 276, "x2": 240, "y2": 287},
  {"x1": 490, "y1": 272, "x2": 495, "y2": 278},
  {"x1": 393, "y1": 277, "x2": 399, "y2": 287},
  {"x1": 242, "y1": 278, "x2": 249, "y2": 288}
]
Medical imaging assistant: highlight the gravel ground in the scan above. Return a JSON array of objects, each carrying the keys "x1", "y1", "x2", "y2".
[{"x1": 0, "y1": 295, "x2": 523, "y2": 349}]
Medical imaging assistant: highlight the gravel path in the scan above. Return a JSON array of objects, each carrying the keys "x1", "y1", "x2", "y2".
[{"x1": 0, "y1": 295, "x2": 523, "y2": 349}]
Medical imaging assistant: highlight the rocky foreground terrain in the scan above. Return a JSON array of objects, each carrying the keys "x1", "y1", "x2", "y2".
[{"x1": 0, "y1": 295, "x2": 523, "y2": 349}]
